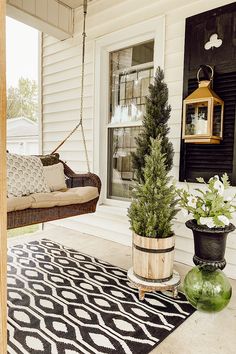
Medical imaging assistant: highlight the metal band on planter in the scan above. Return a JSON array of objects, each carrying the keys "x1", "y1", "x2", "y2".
[
  {"x1": 133, "y1": 271, "x2": 173, "y2": 283},
  {"x1": 133, "y1": 244, "x2": 175, "y2": 253}
]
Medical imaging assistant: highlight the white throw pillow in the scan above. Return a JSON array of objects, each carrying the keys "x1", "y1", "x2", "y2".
[
  {"x1": 43, "y1": 162, "x2": 67, "y2": 192},
  {"x1": 7, "y1": 153, "x2": 50, "y2": 198}
]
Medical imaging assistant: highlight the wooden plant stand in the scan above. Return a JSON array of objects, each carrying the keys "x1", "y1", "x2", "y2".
[{"x1": 127, "y1": 268, "x2": 181, "y2": 301}]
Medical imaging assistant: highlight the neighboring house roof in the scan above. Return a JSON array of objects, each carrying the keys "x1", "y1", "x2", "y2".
[{"x1": 7, "y1": 117, "x2": 38, "y2": 137}]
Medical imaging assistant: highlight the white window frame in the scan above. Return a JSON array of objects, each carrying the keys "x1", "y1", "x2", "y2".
[{"x1": 94, "y1": 15, "x2": 165, "y2": 206}]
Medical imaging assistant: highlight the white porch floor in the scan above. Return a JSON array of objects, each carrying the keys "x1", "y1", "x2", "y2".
[{"x1": 8, "y1": 224, "x2": 236, "y2": 354}]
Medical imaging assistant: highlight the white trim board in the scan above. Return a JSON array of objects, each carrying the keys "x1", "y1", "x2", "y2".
[{"x1": 93, "y1": 15, "x2": 165, "y2": 205}]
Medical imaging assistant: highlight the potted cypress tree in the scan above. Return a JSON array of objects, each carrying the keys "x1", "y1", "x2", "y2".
[
  {"x1": 132, "y1": 66, "x2": 174, "y2": 183},
  {"x1": 128, "y1": 138, "x2": 178, "y2": 282}
]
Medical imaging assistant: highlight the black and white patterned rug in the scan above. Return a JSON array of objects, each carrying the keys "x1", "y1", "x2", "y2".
[{"x1": 7, "y1": 239, "x2": 195, "y2": 354}]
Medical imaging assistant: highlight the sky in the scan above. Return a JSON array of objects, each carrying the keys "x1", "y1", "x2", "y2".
[{"x1": 6, "y1": 17, "x2": 38, "y2": 88}]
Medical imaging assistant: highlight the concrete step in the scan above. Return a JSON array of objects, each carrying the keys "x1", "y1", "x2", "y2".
[
  {"x1": 68, "y1": 212, "x2": 130, "y2": 234},
  {"x1": 95, "y1": 206, "x2": 130, "y2": 224},
  {"x1": 51, "y1": 204, "x2": 132, "y2": 246},
  {"x1": 96, "y1": 205, "x2": 129, "y2": 217}
]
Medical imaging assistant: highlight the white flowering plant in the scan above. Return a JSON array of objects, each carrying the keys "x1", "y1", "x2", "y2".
[{"x1": 177, "y1": 174, "x2": 236, "y2": 228}]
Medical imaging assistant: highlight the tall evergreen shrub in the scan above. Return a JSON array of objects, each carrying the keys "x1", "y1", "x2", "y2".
[
  {"x1": 128, "y1": 138, "x2": 178, "y2": 238},
  {"x1": 132, "y1": 67, "x2": 174, "y2": 182}
]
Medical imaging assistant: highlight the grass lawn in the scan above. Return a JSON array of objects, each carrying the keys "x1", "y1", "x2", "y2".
[{"x1": 7, "y1": 224, "x2": 40, "y2": 238}]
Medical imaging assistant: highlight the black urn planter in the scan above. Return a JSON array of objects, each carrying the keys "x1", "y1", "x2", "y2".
[{"x1": 186, "y1": 219, "x2": 235, "y2": 270}]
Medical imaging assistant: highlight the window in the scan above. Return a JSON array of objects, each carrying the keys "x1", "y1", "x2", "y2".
[{"x1": 107, "y1": 41, "x2": 154, "y2": 200}]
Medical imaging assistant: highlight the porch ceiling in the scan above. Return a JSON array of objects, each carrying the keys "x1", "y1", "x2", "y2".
[
  {"x1": 6, "y1": 0, "x2": 82, "y2": 40},
  {"x1": 60, "y1": 0, "x2": 84, "y2": 8},
  {"x1": 61, "y1": 0, "x2": 93, "y2": 9},
  {"x1": 7, "y1": 0, "x2": 95, "y2": 39}
]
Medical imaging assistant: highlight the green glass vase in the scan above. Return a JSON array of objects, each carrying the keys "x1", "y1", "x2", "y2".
[{"x1": 184, "y1": 265, "x2": 232, "y2": 312}]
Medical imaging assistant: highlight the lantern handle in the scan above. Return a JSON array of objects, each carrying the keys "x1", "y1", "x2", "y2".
[{"x1": 197, "y1": 65, "x2": 214, "y2": 83}]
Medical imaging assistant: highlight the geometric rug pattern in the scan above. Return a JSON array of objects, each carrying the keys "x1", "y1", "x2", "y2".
[{"x1": 7, "y1": 239, "x2": 195, "y2": 354}]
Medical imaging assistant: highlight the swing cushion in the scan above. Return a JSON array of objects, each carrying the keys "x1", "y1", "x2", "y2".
[
  {"x1": 30, "y1": 186, "x2": 99, "y2": 208},
  {"x1": 7, "y1": 187, "x2": 99, "y2": 212},
  {"x1": 7, "y1": 195, "x2": 34, "y2": 212},
  {"x1": 43, "y1": 162, "x2": 67, "y2": 191}
]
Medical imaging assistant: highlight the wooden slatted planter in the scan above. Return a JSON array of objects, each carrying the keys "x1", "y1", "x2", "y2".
[{"x1": 132, "y1": 233, "x2": 175, "y2": 282}]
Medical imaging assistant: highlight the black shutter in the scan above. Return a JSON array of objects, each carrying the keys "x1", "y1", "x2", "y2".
[{"x1": 180, "y1": 3, "x2": 236, "y2": 184}]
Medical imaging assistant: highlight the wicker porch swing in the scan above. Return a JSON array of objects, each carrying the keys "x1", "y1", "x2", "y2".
[{"x1": 7, "y1": 0, "x2": 101, "y2": 229}]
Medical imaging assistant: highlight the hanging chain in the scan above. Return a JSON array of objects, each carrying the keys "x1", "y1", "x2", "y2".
[
  {"x1": 51, "y1": 0, "x2": 90, "y2": 173},
  {"x1": 80, "y1": 0, "x2": 90, "y2": 172}
]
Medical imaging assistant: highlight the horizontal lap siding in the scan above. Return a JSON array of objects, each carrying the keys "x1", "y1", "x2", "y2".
[
  {"x1": 42, "y1": 0, "x2": 235, "y2": 278},
  {"x1": 42, "y1": 31, "x2": 94, "y2": 173}
]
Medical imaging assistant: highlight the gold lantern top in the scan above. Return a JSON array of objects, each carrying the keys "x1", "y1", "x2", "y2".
[{"x1": 182, "y1": 66, "x2": 224, "y2": 144}]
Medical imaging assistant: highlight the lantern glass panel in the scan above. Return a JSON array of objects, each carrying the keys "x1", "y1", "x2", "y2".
[
  {"x1": 185, "y1": 102, "x2": 208, "y2": 136},
  {"x1": 213, "y1": 103, "x2": 223, "y2": 137}
]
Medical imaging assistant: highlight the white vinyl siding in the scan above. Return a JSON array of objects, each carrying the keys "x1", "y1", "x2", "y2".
[
  {"x1": 41, "y1": 0, "x2": 236, "y2": 278},
  {"x1": 42, "y1": 35, "x2": 94, "y2": 171}
]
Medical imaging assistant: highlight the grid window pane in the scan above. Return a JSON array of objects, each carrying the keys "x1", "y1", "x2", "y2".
[
  {"x1": 108, "y1": 41, "x2": 154, "y2": 200},
  {"x1": 110, "y1": 41, "x2": 154, "y2": 124},
  {"x1": 108, "y1": 127, "x2": 141, "y2": 199}
]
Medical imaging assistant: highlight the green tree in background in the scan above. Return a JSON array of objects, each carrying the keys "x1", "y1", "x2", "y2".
[
  {"x1": 132, "y1": 67, "x2": 174, "y2": 183},
  {"x1": 7, "y1": 77, "x2": 38, "y2": 121}
]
